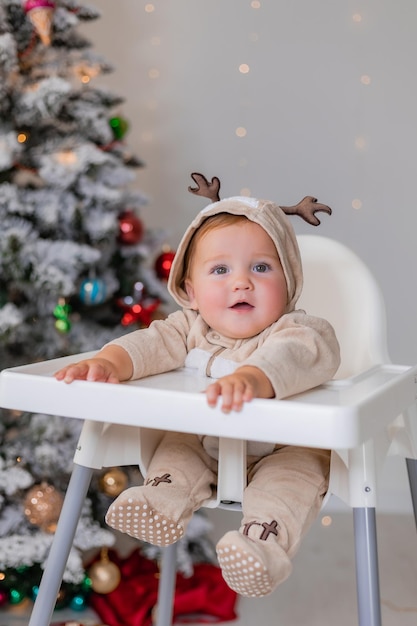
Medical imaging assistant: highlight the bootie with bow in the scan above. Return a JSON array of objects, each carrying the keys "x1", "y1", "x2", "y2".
[
  {"x1": 106, "y1": 432, "x2": 216, "y2": 546},
  {"x1": 216, "y1": 519, "x2": 292, "y2": 597}
]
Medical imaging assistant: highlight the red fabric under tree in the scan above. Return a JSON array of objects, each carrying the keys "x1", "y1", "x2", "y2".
[{"x1": 89, "y1": 550, "x2": 238, "y2": 626}]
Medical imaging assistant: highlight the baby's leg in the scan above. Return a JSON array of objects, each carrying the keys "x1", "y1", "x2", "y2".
[
  {"x1": 106, "y1": 431, "x2": 217, "y2": 545},
  {"x1": 216, "y1": 445, "x2": 330, "y2": 597}
]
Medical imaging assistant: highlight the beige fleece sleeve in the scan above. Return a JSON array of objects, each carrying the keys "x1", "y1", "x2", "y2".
[
  {"x1": 243, "y1": 311, "x2": 341, "y2": 399},
  {"x1": 104, "y1": 309, "x2": 196, "y2": 380}
]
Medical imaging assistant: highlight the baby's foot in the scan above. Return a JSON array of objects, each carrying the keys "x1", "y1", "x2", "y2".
[
  {"x1": 216, "y1": 530, "x2": 292, "y2": 598},
  {"x1": 105, "y1": 486, "x2": 186, "y2": 546}
]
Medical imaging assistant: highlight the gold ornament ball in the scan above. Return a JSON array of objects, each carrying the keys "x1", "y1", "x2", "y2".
[
  {"x1": 24, "y1": 482, "x2": 64, "y2": 533},
  {"x1": 99, "y1": 467, "x2": 128, "y2": 497},
  {"x1": 88, "y1": 557, "x2": 121, "y2": 594}
]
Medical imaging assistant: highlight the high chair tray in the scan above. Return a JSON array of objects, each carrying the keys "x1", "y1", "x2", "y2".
[{"x1": 0, "y1": 352, "x2": 416, "y2": 450}]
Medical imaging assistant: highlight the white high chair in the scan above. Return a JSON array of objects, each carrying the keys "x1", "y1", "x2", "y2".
[{"x1": 0, "y1": 234, "x2": 416, "y2": 626}]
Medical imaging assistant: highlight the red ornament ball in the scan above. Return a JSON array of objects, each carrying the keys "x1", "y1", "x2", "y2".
[
  {"x1": 118, "y1": 210, "x2": 143, "y2": 245},
  {"x1": 154, "y1": 250, "x2": 175, "y2": 280}
]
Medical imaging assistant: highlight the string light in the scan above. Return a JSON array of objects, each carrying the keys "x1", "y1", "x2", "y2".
[
  {"x1": 147, "y1": 99, "x2": 159, "y2": 111},
  {"x1": 74, "y1": 63, "x2": 100, "y2": 83},
  {"x1": 17, "y1": 132, "x2": 28, "y2": 143},
  {"x1": 55, "y1": 150, "x2": 77, "y2": 166},
  {"x1": 140, "y1": 3, "x2": 372, "y2": 206},
  {"x1": 352, "y1": 9, "x2": 371, "y2": 214},
  {"x1": 141, "y1": 131, "x2": 154, "y2": 143},
  {"x1": 143, "y1": 0, "x2": 161, "y2": 140},
  {"x1": 355, "y1": 137, "x2": 367, "y2": 150}
]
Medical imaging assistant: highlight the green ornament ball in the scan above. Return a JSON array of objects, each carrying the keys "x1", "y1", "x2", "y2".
[
  {"x1": 109, "y1": 116, "x2": 129, "y2": 140},
  {"x1": 53, "y1": 300, "x2": 72, "y2": 333},
  {"x1": 55, "y1": 319, "x2": 71, "y2": 333}
]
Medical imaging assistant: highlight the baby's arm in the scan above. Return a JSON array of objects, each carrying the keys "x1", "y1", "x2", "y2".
[
  {"x1": 205, "y1": 365, "x2": 274, "y2": 414},
  {"x1": 54, "y1": 344, "x2": 133, "y2": 384}
]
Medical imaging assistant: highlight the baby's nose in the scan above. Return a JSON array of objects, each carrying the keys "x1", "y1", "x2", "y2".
[{"x1": 233, "y1": 274, "x2": 252, "y2": 290}]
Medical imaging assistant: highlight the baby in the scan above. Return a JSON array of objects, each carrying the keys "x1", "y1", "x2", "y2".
[{"x1": 55, "y1": 174, "x2": 340, "y2": 597}]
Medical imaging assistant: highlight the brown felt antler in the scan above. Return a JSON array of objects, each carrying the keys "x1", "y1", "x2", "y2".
[
  {"x1": 188, "y1": 173, "x2": 331, "y2": 226},
  {"x1": 188, "y1": 172, "x2": 221, "y2": 203},
  {"x1": 280, "y1": 196, "x2": 332, "y2": 226}
]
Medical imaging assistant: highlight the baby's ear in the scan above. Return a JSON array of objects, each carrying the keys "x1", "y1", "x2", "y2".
[{"x1": 184, "y1": 279, "x2": 198, "y2": 310}]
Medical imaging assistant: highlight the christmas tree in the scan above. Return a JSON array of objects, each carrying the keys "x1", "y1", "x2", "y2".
[
  {"x1": 0, "y1": 0, "x2": 184, "y2": 613},
  {"x1": 0, "y1": 0, "x2": 170, "y2": 365}
]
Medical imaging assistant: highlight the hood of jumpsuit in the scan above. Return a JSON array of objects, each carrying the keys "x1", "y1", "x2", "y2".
[{"x1": 167, "y1": 196, "x2": 303, "y2": 315}]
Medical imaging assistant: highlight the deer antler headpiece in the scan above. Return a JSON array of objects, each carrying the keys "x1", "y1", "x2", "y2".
[
  {"x1": 167, "y1": 172, "x2": 332, "y2": 311},
  {"x1": 188, "y1": 172, "x2": 331, "y2": 226}
]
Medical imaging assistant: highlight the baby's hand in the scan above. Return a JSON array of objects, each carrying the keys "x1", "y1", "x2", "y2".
[
  {"x1": 205, "y1": 366, "x2": 274, "y2": 414},
  {"x1": 54, "y1": 345, "x2": 133, "y2": 384},
  {"x1": 54, "y1": 358, "x2": 121, "y2": 384}
]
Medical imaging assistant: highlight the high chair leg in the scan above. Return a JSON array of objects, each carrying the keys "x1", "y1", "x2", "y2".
[
  {"x1": 353, "y1": 507, "x2": 382, "y2": 626},
  {"x1": 406, "y1": 458, "x2": 417, "y2": 529},
  {"x1": 28, "y1": 464, "x2": 94, "y2": 626},
  {"x1": 155, "y1": 543, "x2": 177, "y2": 626}
]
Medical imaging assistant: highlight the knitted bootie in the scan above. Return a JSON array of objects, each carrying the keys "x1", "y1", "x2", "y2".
[{"x1": 216, "y1": 529, "x2": 292, "y2": 598}]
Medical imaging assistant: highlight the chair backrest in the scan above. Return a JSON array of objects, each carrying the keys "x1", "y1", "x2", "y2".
[{"x1": 296, "y1": 234, "x2": 390, "y2": 379}]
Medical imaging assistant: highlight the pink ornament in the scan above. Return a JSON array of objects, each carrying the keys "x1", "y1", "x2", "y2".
[
  {"x1": 24, "y1": 0, "x2": 56, "y2": 46},
  {"x1": 0, "y1": 589, "x2": 8, "y2": 607},
  {"x1": 24, "y1": 0, "x2": 55, "y2": 11}
]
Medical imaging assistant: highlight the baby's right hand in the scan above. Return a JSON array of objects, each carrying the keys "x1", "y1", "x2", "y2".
[{"x1": 54, "y1": 358, "x2": 121, "y2": 384}]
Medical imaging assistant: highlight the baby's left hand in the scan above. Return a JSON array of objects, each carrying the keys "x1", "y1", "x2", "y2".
[{"x1": 205, "y1": 366, "x2": 274, "y2": 413}]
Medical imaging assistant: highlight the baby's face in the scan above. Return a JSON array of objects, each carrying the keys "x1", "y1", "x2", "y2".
[{"x1": 184, "y1": 220, "x2": 287, "y2": 339}]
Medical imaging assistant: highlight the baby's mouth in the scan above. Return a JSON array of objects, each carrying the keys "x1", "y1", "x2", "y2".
[{"x1": 230, "y1": 302, "x2": 254, "y2": 310}]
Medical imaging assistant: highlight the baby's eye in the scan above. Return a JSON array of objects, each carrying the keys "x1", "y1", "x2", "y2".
[
  {"x1": 253, "y1": 263, "x2": 271, "y2": 273},
  {"x1": 212, "y1": 265, "x2": 228, "y2": 275}
]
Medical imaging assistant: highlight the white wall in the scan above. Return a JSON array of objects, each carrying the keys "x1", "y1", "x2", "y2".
[{"x1": 85, "y1": 1, "x2": 417, "y2": 512}]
